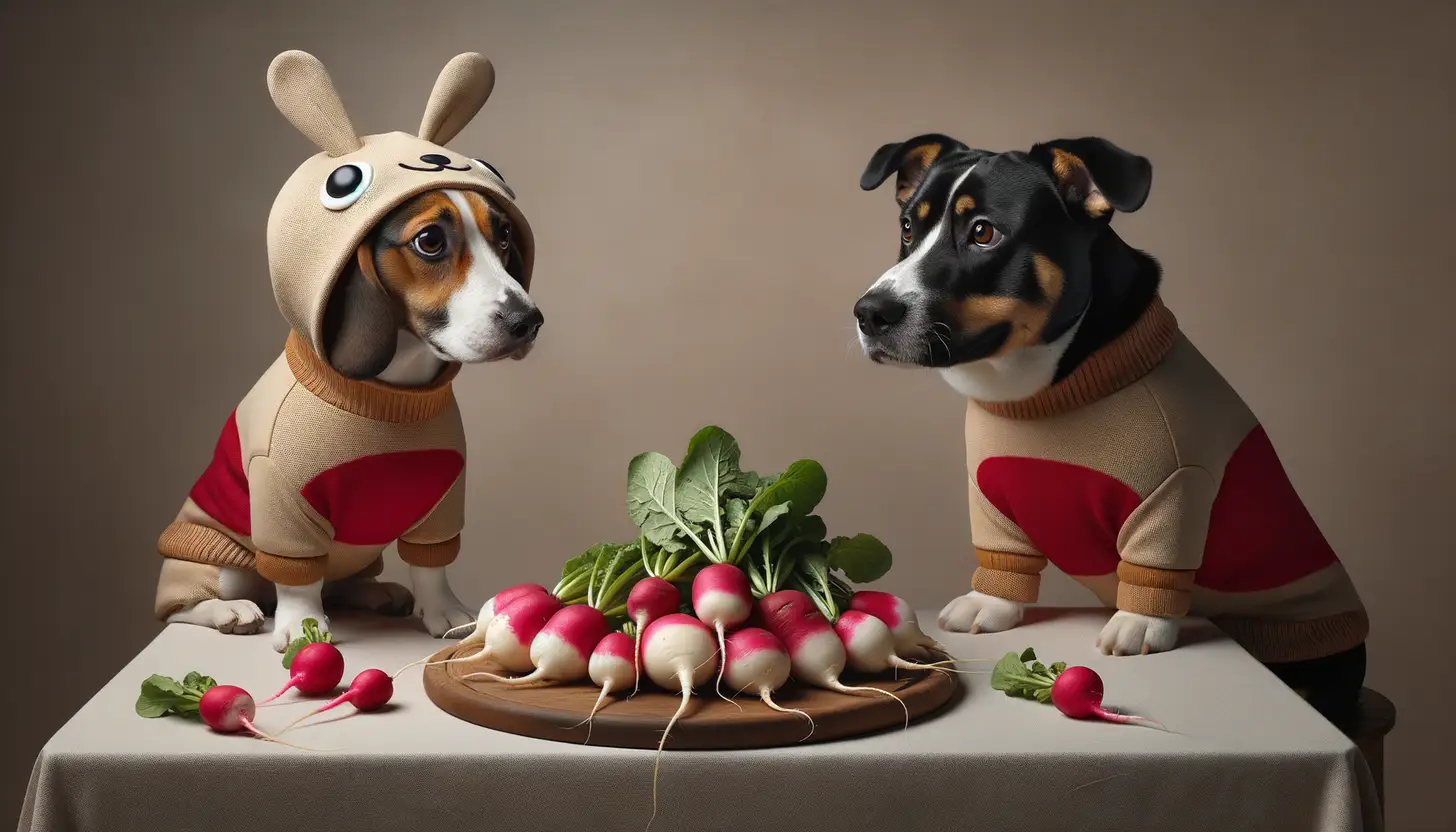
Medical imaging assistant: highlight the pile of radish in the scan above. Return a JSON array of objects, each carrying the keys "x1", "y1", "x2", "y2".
[{"x1": 395, "y1": 426, "x2": 983, "y2": 824}]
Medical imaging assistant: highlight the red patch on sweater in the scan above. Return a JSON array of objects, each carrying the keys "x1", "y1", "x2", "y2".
[
  {"x1": 976, "y1": 457, "x2": 1138, "y2": 576},
  {"x1": 188, "y1": 411, "x2": 252, "y2": 536},
  {"x1": 1197, "y1": 426, "x2": 1338, "y2": 592},
  {"x1": 300, "y1": 450, "x2": 463, "y2": 546}
]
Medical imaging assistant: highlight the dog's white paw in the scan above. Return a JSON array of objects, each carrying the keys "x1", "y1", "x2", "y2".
[
  {"x1": 271, "y1": 581, "x2": 329, "y2": 652},
  {"x1": 937, "y1": 591, "x2": 1024, "y2": 634},
  {"x1": 169, "y1": 599, "x2": 266, "y2": 635},
  {"x1": 1096, "y1": 611, "x2": 1178, "y2": 656},
  {"x1": 409, "y1": 565, "x2": 475, "y2": 637},
  {"x1": 326, "y1": 578, "x2": 414, "y2": 616}
]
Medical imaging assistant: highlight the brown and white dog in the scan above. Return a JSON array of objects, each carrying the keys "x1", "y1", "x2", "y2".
[{"x1": 154, "y1": 51, "x2": 542, "y2": 650}]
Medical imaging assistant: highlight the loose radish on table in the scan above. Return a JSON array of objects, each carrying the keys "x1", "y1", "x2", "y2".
[
  {"x1": 627, "y1": 576, "x2": 680, "y2": 696},
  {"x1": 260, "y1": 641, "x2": 344, "y2": 704},
  {"x1": 461, "y1": 603, "x2": 611, "y2": 687},
  {"x1": 722, "y1": 626, "x2": 812, "y2": 739},
  {"x1": 849, "y1": 590, "x2": 947, "y2": 660},
  {"x1": 833, "y1": 610, "x2": 988, "y2": 676},
  {"x1": 990, "y1": 648, "x2": 1170, "y2": 732},
  {"x1": 690, "y1": 563, "x2": 753, "y2": 700},
  {"x1": 757, "y1": 590, "x2": 909, "y2": 727},
  {"x1": 640, "y1": 613, "x2": 719, "y2": 830},
  {"x1": 200, "y1": 685, "x2": 319, "y2": 750},
  {"x1": 573, "y1": 631, "x2": 638, "y2": 744},
  {"x1": 280, "y1": 668, "x2": 395, "y2": 734}
]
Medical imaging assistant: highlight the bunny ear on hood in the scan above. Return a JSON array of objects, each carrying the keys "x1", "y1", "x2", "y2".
[{"x1": 263, "y1": 50, "x2": 535, "y2": 370}]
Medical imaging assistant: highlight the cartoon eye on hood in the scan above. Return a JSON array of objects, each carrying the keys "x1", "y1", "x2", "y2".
[
  {"x1": 470, "y1": 158, "x2": 514, "y2": 199},
  {"x1": 319, "y1": 162, "x2": 373, "y2": 210},
  {"x1": 263, "y1": 49, "x2": 535, "y2": 372}
]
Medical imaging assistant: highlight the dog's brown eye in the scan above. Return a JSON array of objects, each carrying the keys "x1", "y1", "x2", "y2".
[
  {"x1": 498, "y1": 223, "x2": 511, "y2": 251},
  {"x1": 900, "y1": 216, "x2": 913, "y2": 245},
  {"x1": 971, "y1": 220, "x2": 1001, "y2": 247},
  {"x1": 411, "y1": 225, "x2": 447, "y2": 259}
]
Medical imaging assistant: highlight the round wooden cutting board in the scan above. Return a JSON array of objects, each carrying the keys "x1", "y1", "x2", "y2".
[{"x1": 422, "y1": 642, "x2": 963, "y2": 750}]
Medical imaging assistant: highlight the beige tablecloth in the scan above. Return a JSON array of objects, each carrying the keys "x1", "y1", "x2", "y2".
[{"x1": 18, "y1": 608, "x2": 1382, "y2": 832}]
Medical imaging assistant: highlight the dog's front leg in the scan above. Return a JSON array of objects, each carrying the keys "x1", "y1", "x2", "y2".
[
  {"x1": 271, "y1": 579, "x2": 329, "y2": 651},
  {"x1": 399, "y1": 536, "x2": 474, "y2": 637},
  {"x1": 1098, "y1": 467, "x2": 1215, "y2": 656},
  {"x1": 408, "y1": 565, "x2": 474, "y2": 637}
]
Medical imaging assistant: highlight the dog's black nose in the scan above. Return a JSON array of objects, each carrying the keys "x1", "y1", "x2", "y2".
[
  {"x1": 854, "y1": 293, "x2": 908, "y2": 336},
  {"x1": 419, "y1": 153, "x2": 452, "y2": 166},
  {"x1": 504, "y1": 306, "x2": 545, "y2": 341}
]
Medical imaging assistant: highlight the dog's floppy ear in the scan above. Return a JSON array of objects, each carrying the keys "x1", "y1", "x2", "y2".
[
  {"x1": 860, "y1": 134, "x2": 964, "y2": 206},
  {"x1": 321, "y1": 241, "x2": 400, "y2": 379},
  {"x1": 418, "y1": 52, "x2": 496, "y2": 145},
  {"x1": 1029, "y1": 137, "x2": 1152, "y2": 220}
]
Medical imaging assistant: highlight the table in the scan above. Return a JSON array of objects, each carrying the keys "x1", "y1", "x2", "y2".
[{"x1": 18, "y1": 608, "x2": 1384, "y2": 832}]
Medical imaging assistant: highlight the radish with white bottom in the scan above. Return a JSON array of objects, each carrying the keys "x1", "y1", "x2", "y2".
[
  {"x1": 640, "y1": 613, "x2": 720, "y2": 830},
  {"x1": 757, "y1": 590, "x2": 909, "y2": 727},
  {"x1": 849, "y1": 590, "x2": 947, "y2": 661},
  {"x1": 462, "y1": 603, "x2": 611, "y2": 687},
  {"x1": 626, "y1": 575, "x2": 681, "y2": 696},
  {"x1": 834, "y1": 610, "x2": 988, "y2": 676},
  {"x1": 393, "y1": 583, "x2": 552, "y2": 676},
  {"x1": 425, "y1": 590, "x2": 564, "y2": 673},
  {"x1": 690, "y1": 563, "x2": 753, "y2": 701},
  {"x1": 722, "y1": 626, "x2": 813, "y2": 739},
  {"x1": 572, "y1": 631, "x2": 638, "y2": 744}
]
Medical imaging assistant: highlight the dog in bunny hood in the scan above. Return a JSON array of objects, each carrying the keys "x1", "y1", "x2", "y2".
[{"x1": 153, "y1": 50, "x2": 541, "y2": 650}]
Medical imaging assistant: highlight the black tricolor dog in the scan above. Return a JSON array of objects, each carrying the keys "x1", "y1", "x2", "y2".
[
  {"x1": 852, "y1": 133, "x2": 1370, "y2": 733},
  {"x1": 854, "y1": 133, "x2": 1157, "y2": 390}
]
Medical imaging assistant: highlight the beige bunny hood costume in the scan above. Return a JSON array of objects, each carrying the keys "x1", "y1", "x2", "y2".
[{"x1": 154, "y1": 50, "x2": 532, "y2": 618}]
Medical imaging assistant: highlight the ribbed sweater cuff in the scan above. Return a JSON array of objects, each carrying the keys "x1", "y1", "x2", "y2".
[{"x1": 398, "y1": 535, "x2": 461, "y2": 568}]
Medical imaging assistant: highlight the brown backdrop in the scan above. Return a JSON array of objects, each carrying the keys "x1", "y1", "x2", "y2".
[{"x1": 2, "y1": 0, "x2": 1451, "y2": 828}]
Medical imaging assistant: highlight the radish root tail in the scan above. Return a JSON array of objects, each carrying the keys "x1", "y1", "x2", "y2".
[
  {"x1": 647, "y1": 668, "x2": 693, "y2": 832},
  {"x1": 631, "y1": 618, "x2": 645, "y2": 698},
  {"x1": 1094, "y1": 707, "x2": 1174, "y2": 733},
  {"x1": 277, "y1": 695, "x2": 351, "y2": 735},
  {"x1": 459, "y1": 668, "x2": 549, "y2": 687},
  {"x1": 711, "y1": 623, "x2": 740, "y2": 711},
  {"x1": 570, "y1": 680, "x2": 614, "y2": 745},
  {"x1": 759, "y1": 688, "x2": 814, "y2": 741},
  {"x1": 241, "y1": 716, "x2": 329, "y2": 751},
  {"x1": 830, "y1": 680, "x2": 909, "y2": 730}
]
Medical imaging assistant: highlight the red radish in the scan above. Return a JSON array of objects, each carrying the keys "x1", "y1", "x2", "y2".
[
  {"x1": 442, "y1": 583, "x2": 550, "y2": 640},
  {"x1": 420, "y1": 591, "x2": 563, "y2": 674},
  {"x1": 722, "y1": 627, "x2": 813, "y2": 739},
  {"x1": 757, "y1": 590, "x2": 909, "y2": 727},
  {"x1": 640, "y1": 614, "x2": 719, "y2": 830},
  {"x1": 834, "y1": 610, "x2": 986, "y2": 676},
  {"x1": 573, "y1": 632, "x2": 638, "y2": 744},
  {"x1": 626, "y1": 576, "x2": 680, "y2": 695},
  {"x1": 849, "y1": 590, "x2": 946, "y2": 660},
  {"x1": 462, "y1": 604, "x2": 611, "y2": 687},
  {"x1": 1050, "y1": 665, "x2": 1170, "y2": 731},
  {"x1": 260, "y1": 642, "x2": 344, "y2": 704},
  {"x1": 200, "y1": 685, "x2": 317, "y2": 750},
  {"x1": 691, "y1": 564, "x2": 753, "y2": 700},
  {"x1": 393, "y1": 583, "x2": 552, "y2": 677},
  {"x1": 280, "y1": 668, "x2": 395, "y2": 734}
]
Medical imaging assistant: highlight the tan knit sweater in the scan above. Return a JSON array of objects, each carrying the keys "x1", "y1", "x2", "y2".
[
  {"x1": 964, "y1": 297, "x2": 1368, "y2": 663},
  {"x1": 154, "y1": 334, "x2": 466, "y2": 617}
]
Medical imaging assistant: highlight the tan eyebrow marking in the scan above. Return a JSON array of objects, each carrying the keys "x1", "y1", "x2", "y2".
[{"x1": 954, "y1": 195, "x2": 976, "y2": 215}]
